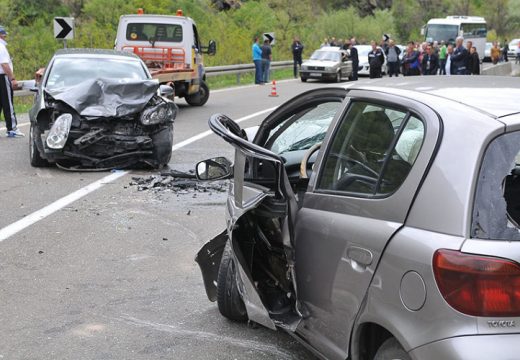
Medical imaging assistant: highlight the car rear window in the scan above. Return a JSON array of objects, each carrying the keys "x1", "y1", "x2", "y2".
[
  {"x1": 472, "y1": 131, "x2": 520, "y2": 240},
  {"x1": 126, "y1": 23, "x2": 183, "y2": 42}
]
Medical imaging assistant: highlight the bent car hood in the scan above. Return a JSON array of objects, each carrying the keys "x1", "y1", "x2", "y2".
[{"x1": 46, "y1": 78, "x2": 159, "y2": 117}]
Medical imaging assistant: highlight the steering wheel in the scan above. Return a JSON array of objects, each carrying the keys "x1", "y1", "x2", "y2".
[{"x1": 300, "y1": 143, "x2": 322, "y2": 179}]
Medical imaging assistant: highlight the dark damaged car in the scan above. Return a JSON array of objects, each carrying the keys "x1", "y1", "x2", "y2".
[
  {"x1": 195, "y1": 77, "x2": 520, "y2": 360},
  {"x1": 29, "y1": 49, "x2": 176, "y2": 170}
]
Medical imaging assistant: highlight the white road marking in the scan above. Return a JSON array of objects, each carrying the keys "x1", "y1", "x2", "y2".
[
  {"x1": 211, "y1": 78, "x2": 297, "y2": 94},
  {"x1": 0, "y1": 106, "x2": 277, "y2": 242},
  {"x1": 0, "y1": 122, "x2": 30, "y2": 131}
]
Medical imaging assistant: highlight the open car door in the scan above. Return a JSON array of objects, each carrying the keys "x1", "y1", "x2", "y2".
[{"x1": 196, "y1": 88, "x2": 348, "y2": 330}]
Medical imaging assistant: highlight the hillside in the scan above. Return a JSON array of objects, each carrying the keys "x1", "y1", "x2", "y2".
[{"x1": 1, "y1": 0, "x2": 518, "y2": 79}]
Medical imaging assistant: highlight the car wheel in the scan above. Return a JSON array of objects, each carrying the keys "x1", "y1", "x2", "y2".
[
  {"x1": 301, "y1": 77, "x2": 307, "y2": 82},
  {"x1": 185, "y1": 80, "x2": 209, "y2": 106},
  {"x1": 217, "y1": 246, "x2": 248, "y2": 321},
  {"x1": 151, "y1": 124, "x2": 173, "y2": 168},
  {"x1": 374, "y1": 338, "x2": 411, "y2": 360},
  {"x1": 336, "y1": 71, "x2": 342, "y2": 83},
  {"x1": 29, "y1": 123, "x2": 49, "y2": 167}
]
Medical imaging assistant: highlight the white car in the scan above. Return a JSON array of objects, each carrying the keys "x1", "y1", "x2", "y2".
[
  {"x1": 300, "y1": 46, "x2": 353, "y2": 82},
  {"x1": 356, "y1": 45, "x2": 387, "y2": 76},
  {"x1": 507, "y1": 38, "x2": 520, "y2": 60}
]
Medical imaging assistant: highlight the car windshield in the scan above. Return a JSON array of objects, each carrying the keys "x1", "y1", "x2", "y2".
[
  {"x1": 425, "y1": 24, "x2": 458, "y2": 43},
  {"x1": 310, "y1": 51, "x2": 340, "y2": 62},
  {"x1": 45, "y1": 57, "x2": 149, "y2": 91},
  {"x1": 269, "y1": 102, "x2": 339, "y2": 154}
]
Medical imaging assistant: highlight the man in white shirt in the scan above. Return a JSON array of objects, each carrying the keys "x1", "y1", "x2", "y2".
[{"x1": 0, "y1": 26, "x2": 23, "y2": 137}]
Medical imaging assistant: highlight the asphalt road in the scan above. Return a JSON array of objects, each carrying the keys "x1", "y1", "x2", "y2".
[{"x1": 0, "y1": 78, "x2": 331, "y2": 360}]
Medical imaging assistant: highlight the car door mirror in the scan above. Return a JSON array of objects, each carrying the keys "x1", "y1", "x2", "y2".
[
  {"x1": 196, "y1": 157, "x2": 233, "y2": 181},
  {"x1": 159, "y1": 85, "x2": 174, "y2": 98},
  {"x1": 206, "y1": 40, "x2": 217, "y2": 56}
]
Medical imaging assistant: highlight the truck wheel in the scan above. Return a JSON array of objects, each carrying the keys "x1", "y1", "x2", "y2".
[
  {"x1": 374, "y1": 338, "x2": 411, "y2": 360},
  {"x1": 301, "y1": 77, "x2": 307, "y2": 82},
  {"x1": 217, "y1": 247, "x2": 248, "y2": 321},
  {"x1": 185, "y1": 81, "x2": 209, "y2": 106},
  {"x1": 29, "y1": 123, "x2": 49, "y2": 167}
]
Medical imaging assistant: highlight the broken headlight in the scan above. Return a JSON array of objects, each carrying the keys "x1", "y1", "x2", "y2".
[
  {"x1": 46, "y1": 113, "x2": 72, "y2": 149},
  {"x1": 140, "y1": 102, "x2": 176, "y2": 126}
]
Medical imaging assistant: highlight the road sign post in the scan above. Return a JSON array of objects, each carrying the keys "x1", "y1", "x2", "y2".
[
  {"x1": 263, "y1": 32, "x2": 275, "y2": 45},
  {"x1": 54, "y1": 17, "x2": 74, "y2": 48}
]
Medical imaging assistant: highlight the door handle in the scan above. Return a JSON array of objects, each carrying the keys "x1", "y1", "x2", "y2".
[{"x1": 346, "y1": 246, "x2": 373, "y2": 266}]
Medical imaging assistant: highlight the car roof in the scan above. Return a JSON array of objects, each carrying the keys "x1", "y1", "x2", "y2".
[
  {"x1": 348, "y1": 76, "x2": 520, "y2": 118},
  {"x1": 54, "y1": 48, "x2": 141, "y2": 60},
  {"x1": 316, "y1": 46, "x2": 344, "y2": 52}
]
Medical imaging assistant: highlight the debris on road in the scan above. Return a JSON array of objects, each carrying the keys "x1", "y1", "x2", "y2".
[{"x1": 129, "y1": 172, "x2": 228, "y2": 195}]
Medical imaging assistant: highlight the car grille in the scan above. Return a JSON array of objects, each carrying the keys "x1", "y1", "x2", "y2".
[{"x1": 308, "y1": 66, "x2": 325, "y2": 71}]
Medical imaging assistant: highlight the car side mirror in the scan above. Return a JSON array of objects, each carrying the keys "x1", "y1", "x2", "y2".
[
  {"x1": 207, "y1": 40, "x2": 217, "y2": 56},
  {"x1": 196, "y1": 157, "x2": 232, "y2": 181},
  {"x1": 159, "y1": 84, "x2": 174, "y2": 98}
]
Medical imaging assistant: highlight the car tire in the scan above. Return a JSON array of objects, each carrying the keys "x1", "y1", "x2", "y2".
[
  {"x1": 185, "y1": 80, "x2": 209, "y2": 106},
  {"x1": 29, "y1": 123, "x2": 49, "y2": 167},
  {"x1": 151, "y1": 124, "x2": 173, "y2": 168},
  {"x1": 336, "y1": 71, "x2": 342, "y2": 83},
  {"x1": 301, "y1": 77, "x2": 307, "y2": 82},
  {"x1": 216, "y1": 247, "x2": 248, "y2": 322},
  {"x1": 374, "y1": 338, "x2": 411, "y2": 360}
]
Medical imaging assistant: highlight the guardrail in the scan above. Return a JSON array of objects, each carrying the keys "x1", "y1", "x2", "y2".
[{"x1": 14, "y1": 60, "x2": 294, "y2": 97}]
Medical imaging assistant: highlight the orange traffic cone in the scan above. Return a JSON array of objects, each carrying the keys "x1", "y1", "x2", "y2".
[{"x1": 269, "y1": 80, "x2": 279, "y2": 97}]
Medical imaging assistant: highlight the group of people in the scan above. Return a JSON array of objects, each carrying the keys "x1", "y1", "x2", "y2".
[
  {"x1": 252, "y1": 36, "x2": 273, "y2": 85},
  {"x1": 0, "y1": 26, "x2": 23, "y2": 138}
]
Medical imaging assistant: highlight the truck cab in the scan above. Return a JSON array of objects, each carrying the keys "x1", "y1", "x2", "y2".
[{"x1": 115, "y1": 10, "x2": 216, "y2": 106}]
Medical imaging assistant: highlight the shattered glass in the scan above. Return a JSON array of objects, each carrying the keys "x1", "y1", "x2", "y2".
[{"x1": 472, "y1": 131, "x2": 520, "y2": 240}]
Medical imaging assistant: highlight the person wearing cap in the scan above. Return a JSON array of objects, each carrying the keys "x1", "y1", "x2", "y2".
[{"x1": 0, "y1": 26, "x2": 23, "y2": 137}]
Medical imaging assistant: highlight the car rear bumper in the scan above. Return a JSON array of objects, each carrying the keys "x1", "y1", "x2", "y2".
[{"x1": 409, "y1": 334, "x2": 520, "y2": 360}]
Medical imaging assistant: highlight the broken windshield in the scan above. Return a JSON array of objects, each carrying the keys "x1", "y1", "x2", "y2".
[{"x1": 472, "y1": 131, "x2": 520, "y2": 240}]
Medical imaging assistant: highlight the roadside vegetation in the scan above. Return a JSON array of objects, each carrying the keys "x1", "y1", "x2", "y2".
[{"x1": 0, "y1": 0, "x2": 518, "y2": 81}]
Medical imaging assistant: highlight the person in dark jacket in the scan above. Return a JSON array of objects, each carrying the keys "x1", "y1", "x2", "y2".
[
  {"x1": 291, "y1": 37, "x2": 304, "y2": 78},
  {"x1": 469, "y1": 46, "x2": 480, "y2": 75},
  {"x1": 367, "y1": 40, "x2": 384, "y2": 78},
  {"x1": 384, "y1": 39, "x2": 401, "y2": 77},
  {"x1": 348, "y1": 39, "x2": 359, "y2": 81},
  {"x1": 421, "y1": 44, "x2": 439, "y2": 75},
  {"x1": 402, "y1": 41, "x2": 420, "y2": 76},
  {"x1": 451, "y1": 36, "x2": 469, "y2": 75}
]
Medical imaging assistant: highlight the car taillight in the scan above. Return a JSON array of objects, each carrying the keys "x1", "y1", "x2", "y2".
[{"x1": 433, "y1": 249, "x2": 520, "y2": 317}]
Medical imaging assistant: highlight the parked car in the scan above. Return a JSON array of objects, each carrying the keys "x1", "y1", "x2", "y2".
[
  {"x1": 29, "y1": 49, "x2": 176, "y2": 170},
  {"x1": 355, "y1": 44, "x2": 387, "y2": 76},
  {"x1": 507, "y1": 38, "x2": 520, "y2": 60},
  {"x1": 196, "y1": 76, "x2": 520, "y2": 360},
  {"x1": 300, "y1": 46, "x2": 353, "y2": 82},
  {"x1": 483, "y1": 41, "x2": 492, "y2": 62}
]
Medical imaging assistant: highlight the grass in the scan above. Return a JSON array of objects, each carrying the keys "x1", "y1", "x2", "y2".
[{"x1": 206, "y1": 67, "x2": 295, "y2": 89}]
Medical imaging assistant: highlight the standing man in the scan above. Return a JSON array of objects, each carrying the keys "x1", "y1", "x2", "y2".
[
  {"x1": 438, "y1": 41, "x2": 447, "y2": 75},
  {"x1": 421, "y1": 44, "x2": 438, "y2": 75},
  {"x1": 503, "y1": 39, "x2": 509, "y2": 62},
  {"x1": 261, "y1": 39, "x2": 272, "y2": 84},
  {"x1": 367, "y1": 40, "x2": 384, "y2": 79},
  {"x1": 445, "y1": 44, "x2": 454, "y2": 75},
  {"x1": 384, "y1": 39, "x2": 401, "y2": 77},
  {"x1": 451, "y1": 36, "x2": 469, "y2": 75},
  {"x1": 291, "y1": 37, "x2": 304, "y2": 78},
  {"x1": 468, "y1": 46, "x2": 480, "y2": 75},
  {"x1": 348, "y1": 38, "x2": 359, "y2": 81},
  {"x1": 252, "y1": 36, "x2": 263, "y2": 85},
  {"x1": 0, "y1": 26, "x2": 22, "y2": 137},
  {"x1": 402, "y1": 41, "x2": 420, "y2": 76}
]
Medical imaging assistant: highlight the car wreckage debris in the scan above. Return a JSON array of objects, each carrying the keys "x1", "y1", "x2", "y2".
[{"x1": 129, "y1": 172, "x2": 228, "y2": 194}]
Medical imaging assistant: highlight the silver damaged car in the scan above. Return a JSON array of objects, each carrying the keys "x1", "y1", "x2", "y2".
[{"x1": 195, "y1": 77, "x2": 520, "y2": 360}]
